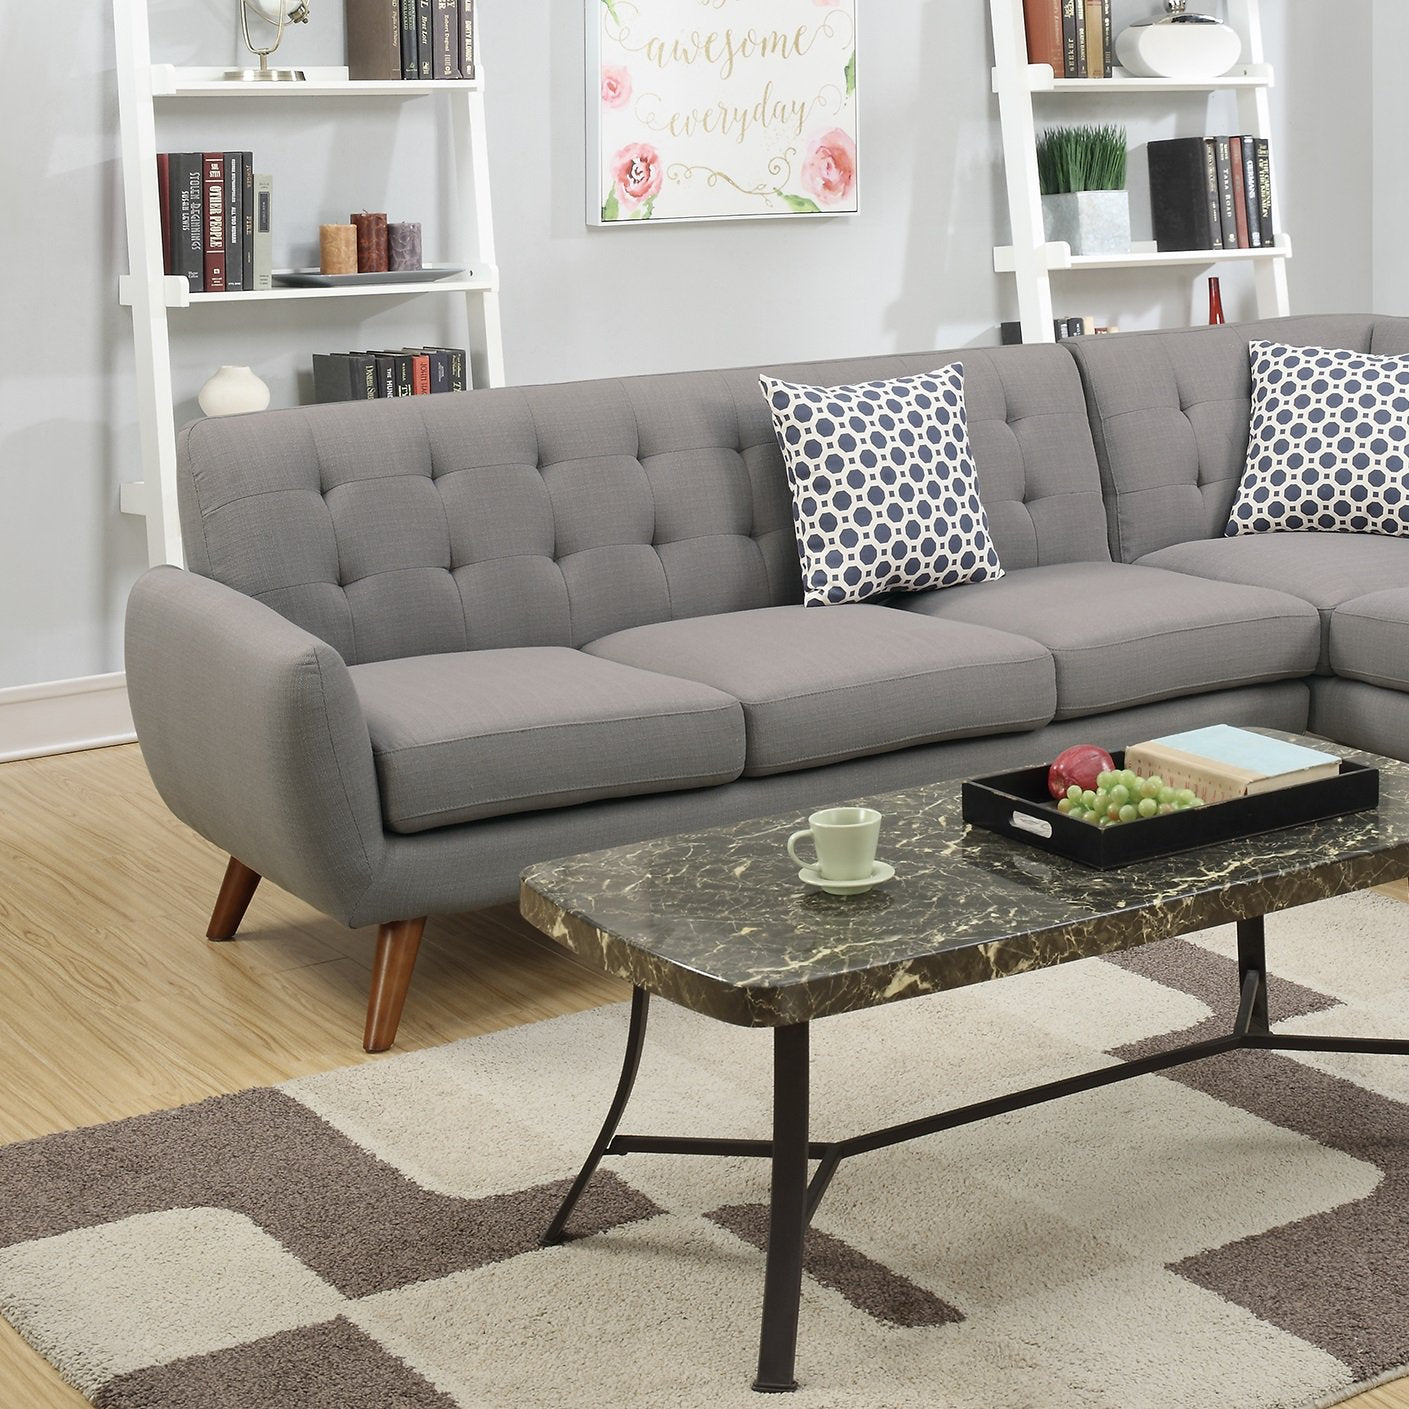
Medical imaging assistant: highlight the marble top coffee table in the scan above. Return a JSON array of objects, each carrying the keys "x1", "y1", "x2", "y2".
[{"x1": 520, "y1": 735, "x2": 1409, "y2": 1393}]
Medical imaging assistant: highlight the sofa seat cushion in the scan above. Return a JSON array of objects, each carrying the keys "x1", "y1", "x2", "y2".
[
  {"x1": 348, "y1": 648, "x2": 745, "y2": 833},
  {"x1": 1329, "y1": 589, "x2": 1409, "y2": 693},
  {"x1": 1134, "y1": 533, "x2": 1409, "y2": 670},
  {"x1": 892, "y1": 562, "x2": 1320, "y2": 722},
  {"x1": 583, "y1": 605, "x2": 1055, "y2": 777}
]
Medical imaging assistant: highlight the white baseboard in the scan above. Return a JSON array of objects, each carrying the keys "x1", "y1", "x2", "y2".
[{"x1": 0, "y1": 672, "x2": 136, "y2": 764}]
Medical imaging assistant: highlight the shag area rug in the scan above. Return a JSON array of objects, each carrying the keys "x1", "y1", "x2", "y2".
[{"x1": 4, "y1": 891, "x2": 1409, "y2": 1409}]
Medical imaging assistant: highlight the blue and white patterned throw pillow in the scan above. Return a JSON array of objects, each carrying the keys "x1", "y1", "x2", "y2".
[
  {"x1": 761, "y1": 364, "x2": 1004, "y2": 606},
  {"x1": 1226, "y1": 340, "x2": 1409, "y2": 537}
]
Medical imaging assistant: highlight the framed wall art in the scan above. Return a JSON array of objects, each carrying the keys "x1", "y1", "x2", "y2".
[{"x1": 586, "y1": 0, "x2": 858, "y2": 225}]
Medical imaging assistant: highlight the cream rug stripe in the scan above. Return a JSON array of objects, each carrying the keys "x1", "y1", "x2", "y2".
[{"x1": 0, "y1": 891, "x2": 1405, "y2": 1407}]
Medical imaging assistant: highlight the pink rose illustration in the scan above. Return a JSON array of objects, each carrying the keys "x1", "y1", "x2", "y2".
[
  {"x1": 801, "y1": 128, "x2": 856, "y2": 206},
  {"x1": 612, "y1": 142, "x2": 663, "y2": 209},
  {"x1": 601, "y1": 65, "x2": 631, "y2": 109}
]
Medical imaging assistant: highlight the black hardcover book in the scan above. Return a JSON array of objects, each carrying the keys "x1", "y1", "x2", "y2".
[
  {"x1": 1238, "y1": 134, "x2": 1260, "y2": 247},
  {"x1": 417, "y1": 0, "x2": 433, "y2": 78},
  {"x1": 372, "y1": 352, "x2": 397, "y2": 398},
  {"x1": 174, "y1": 153, "x2": 204, "y2": 292},
  {"x1": 223, "y1": 153, "x2": 243, "y2": 292},
  {"x1": 1254, "y1": 137, "x2": 1274, "y2": 246},
  {"x1": 372, "y1": 350, "x2": 415, "y2": 395},
  {"x1": 313, "y1": 353, "x2": 377, "y2": 402},
  {"x1": 445, "y1": 346, "x2": 466, "y2": 390},
  {"x1": 156, "y1": 153, "x2": 172, "y2": 275},
  {"x1": 1101, "y1": 0, "x2": 1112, "y2": 78},
  {"x1": 1202, "y1": 139, "x2": 1224, "y2": 250},
  {"x1": 1212, "y1": 136, "x2": 1238, "y2": 249},
  {"x1": 417, "y1": 347, "x2": 452, "y2": 391},
  {"x1": 1074, "y1": 0, "x2": 1086, "y2": 77},
  {"x1": 459, "y1": 0, "x2": 474, "y2": 80},
  {"x1": 352, "y1": 352, "x2": 377, "y2": 399},
  {"x1": 312, "y1": 354, "x2": 350, "y2": 403},
  {"x1": 1147, "y1": 137, "x2": 1218, "y2": 252},
  {"x1": 1060, "y1": 0, "x2": 1077, "y2": 77},
  {"x1": 241, "y1": 151, "x2": 255, "y2": 289},
  {"x1": 432, "y1": 0, "x2": 458, "y2": 77},
  {"x1": 399, "y1": 0, "x2": 418, "y2": 78}
]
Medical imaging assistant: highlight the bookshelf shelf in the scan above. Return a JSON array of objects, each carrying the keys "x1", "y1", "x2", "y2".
[
  {"x1": 997, "y1": 62, "x2": 1274, "y2": 95},
  {"x1": 151, "y1": 65, "x2": 484, "y2": 97},
  {"x1": 989, "y1": 0, "x2": 1290, "y2": 342},
  {"x1": 993, "y1": 238, "x2": 1295, "y2": 274},
  {"x1": 114, "y1": 0, "x2": 503, "y2": 567},
  {"x1": 118, "y1": 266, "x2": 499, "y2": 309}
]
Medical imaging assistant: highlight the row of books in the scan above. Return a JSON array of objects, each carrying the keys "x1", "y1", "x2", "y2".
[
  {"x1": 1001, "y1": 316, "x2": 1119, "y2": 344},
  {"x1": 313, "y1": 347, "x2": 469, "y2": 402},
  {"x1": 1022, "y1": 0, "x2": 1113, "y2": 79},
  {"x1": 1149, "y1": 135, "x2": 1274, "y2": 254},
  {"x1": 157, "y1": 153, "x2": 271, "y2": 294},
  {"x1": 345, "y1": 0, "x2": 475, "y2": 81}
]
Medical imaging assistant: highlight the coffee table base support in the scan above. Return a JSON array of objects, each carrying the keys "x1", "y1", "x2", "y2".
[
  {"x1": 541, "y1": 985, "x2": 651, "y2": 1247},
  {"x1": 544, "y1": 945, "x2": 1409, "y2": 1392},
  {"x1": 754, "y1": 1023, "x2": 809, "y2": 1393}
]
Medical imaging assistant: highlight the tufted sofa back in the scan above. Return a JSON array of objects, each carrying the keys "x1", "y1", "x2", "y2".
[
  {"x1": 177, "y1": 343, "x2": 1108, "y2": 665},
  {"x1": 1064, "y1": 313, "x2": 1409, "y2": 563}
]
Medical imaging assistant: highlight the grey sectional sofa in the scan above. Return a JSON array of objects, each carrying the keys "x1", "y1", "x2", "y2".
[{"x1": 124, "y1": 313, "x2": 1409, "y2": 1051}]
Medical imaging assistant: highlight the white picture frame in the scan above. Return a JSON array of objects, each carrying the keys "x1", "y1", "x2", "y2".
[{"x1": 585, "y1": 0, "x2": 858, "y2": 226}]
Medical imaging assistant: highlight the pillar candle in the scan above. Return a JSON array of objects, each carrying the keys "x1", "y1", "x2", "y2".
[
  {"x1": 350, "y1": 211, "x2": 388, "y2": 273},
  {"x1": 319, "y1": 224, "x2": 358, "y2": 275},
  {"x1": 387, "y1": 221, "x2": 423, "y2": 271}
]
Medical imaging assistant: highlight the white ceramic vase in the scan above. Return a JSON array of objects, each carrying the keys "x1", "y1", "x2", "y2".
[{"x1": 198, "y1": 365, "x2": 271, "y2": 417}]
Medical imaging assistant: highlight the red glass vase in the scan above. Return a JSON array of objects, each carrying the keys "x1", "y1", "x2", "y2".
[{"x1": 1207, "y1": 276, "x2": 1225, "y2": 326}]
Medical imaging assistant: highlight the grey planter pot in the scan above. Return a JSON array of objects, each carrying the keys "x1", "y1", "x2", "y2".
[{"x1": 1041, "y1": 190, "x2": 1131, "y2": 256}]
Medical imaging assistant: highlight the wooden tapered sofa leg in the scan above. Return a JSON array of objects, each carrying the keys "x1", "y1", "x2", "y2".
[
  {"x1": 206, "y1": 856, "x2": 262, "y2": 940},
  {"x1": 364, "y1": 917, "x2": 428, "y2": 1053}
]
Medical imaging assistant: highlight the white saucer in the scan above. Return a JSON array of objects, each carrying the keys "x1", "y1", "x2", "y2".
[{"x1": 798, "y1": 860, "x2": 895, "y2": 896}]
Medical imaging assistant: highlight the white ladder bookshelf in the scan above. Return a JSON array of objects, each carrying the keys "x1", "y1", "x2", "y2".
[
  {"x1": 113, "y1": 0, "x2": 505, "y2": 567},
  {"x1": 988, "y1": 0, "x2": 1291, "y2": 343}
]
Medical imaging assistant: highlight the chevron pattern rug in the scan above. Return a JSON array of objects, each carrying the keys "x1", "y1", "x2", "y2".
[{"x1": 3, "y1": 890, "x2": 1409, "y2": 1408}]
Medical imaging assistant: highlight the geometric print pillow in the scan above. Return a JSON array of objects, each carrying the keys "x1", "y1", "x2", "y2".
[
  {"x1": 760, "y1": 363, "x2": 1005, "y2": 606},
  {"x1": 1225, "y1": 340, "x2": 1409, "y2": 537}
]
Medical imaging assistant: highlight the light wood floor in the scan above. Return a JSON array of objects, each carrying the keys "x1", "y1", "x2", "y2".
[{"x1": 0, "y1": 742, "x2": 1405, "y2": 1408}]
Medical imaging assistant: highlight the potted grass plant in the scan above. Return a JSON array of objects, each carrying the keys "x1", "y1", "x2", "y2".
[{"x1": 1036, "y1": 124, "x2": 1130, "y2": 256}]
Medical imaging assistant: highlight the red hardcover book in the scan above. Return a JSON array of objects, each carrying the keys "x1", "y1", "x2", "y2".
[
  {"x1": 407, "y1": 352, "x2": 431, "y2": 394},
  {"x1": 201, "y1": 152, "x2": 227, "y2": 292},
  {"x1": 1022, "y1": 0, "x2": 1064, "y2": 73},
  {"x1": 156, "y1": 153, "x2": 172, "y2": 275},
  {"x1": 1228, "y1": 136, "x2": 1250, "y2": 248}
]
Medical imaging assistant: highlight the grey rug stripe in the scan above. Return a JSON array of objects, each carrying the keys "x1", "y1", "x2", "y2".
[{"x1": 2, "y1": 890, "x2": 1408, "y2": 1407}]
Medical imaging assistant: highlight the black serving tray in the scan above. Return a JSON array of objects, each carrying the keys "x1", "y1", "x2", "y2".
[{"x1": 961, "y1": 750, "x2": 1379, "y2": 869}]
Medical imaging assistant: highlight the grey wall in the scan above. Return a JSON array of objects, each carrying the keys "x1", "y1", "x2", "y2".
[
  {"x1": 1372, "y1": 0, "x2": 1409, "y2": 315},
  {"x1": 0, "y1": 0, "x2": 1377, "y2": 690}
]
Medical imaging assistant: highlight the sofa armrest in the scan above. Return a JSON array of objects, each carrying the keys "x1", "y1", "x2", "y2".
[{"x1": 125, "y1": 566, "x2": 385, "y2": 922}]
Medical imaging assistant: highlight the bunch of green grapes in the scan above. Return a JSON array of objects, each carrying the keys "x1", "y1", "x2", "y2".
[{"x1": 1056, "y1": 769, "x2": 1205, "y2": 827}]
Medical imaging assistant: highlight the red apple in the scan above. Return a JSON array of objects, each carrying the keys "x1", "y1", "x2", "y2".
[{"x1": 1047, "y1": 743, "x2": 1116, "y2": 800}]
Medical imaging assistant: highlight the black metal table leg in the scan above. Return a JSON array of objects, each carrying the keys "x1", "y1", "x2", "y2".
[
  {"x1": 753, "y1": 1022, "x2": 810, "y2": 1394},
  {"x1": 542, "y1": 986, "x2": 651, "y2": 1245},
  {"x1": 1237, "y1": 916, "x2": 1270, "y2": 1035}
]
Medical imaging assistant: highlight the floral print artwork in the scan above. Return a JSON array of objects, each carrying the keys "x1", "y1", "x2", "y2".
[{"x1": 592, "y1": 0, "x2": 858, "y2": 223}]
